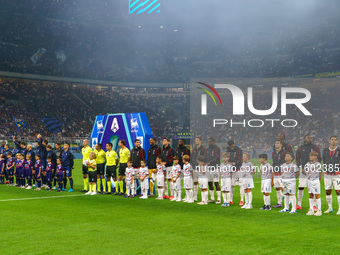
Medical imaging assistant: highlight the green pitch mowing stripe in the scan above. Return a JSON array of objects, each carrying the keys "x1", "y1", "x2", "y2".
[
  {"x1": 0, "y1": 194, "x2": 84, "y2": 202},
  {"x1": 0, "y1": 159, "x2": 339, "y2": 255}
]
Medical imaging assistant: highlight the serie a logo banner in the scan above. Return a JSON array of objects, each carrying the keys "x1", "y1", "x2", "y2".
[{"x1": 129, "y1": 0, "x2": 160, "y2": 14}]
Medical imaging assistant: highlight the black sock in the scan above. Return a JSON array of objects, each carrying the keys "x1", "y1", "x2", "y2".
[
  {"x1": 48, "y1": 182, "x2": 52, "y2": 188},
  {"x1": 37, "y1": 180, "x2": 41, "y2": 188},
  {"x1": 63, "y1": 178, "x2": 67, "y2": 189},
  {"x1": 58, "y1": 182, "x2": 62, "y2": 190},
  {"x1": 69, "y1": 178, "x2": 73, "y2": 189},
  {"x1": 53, "y1": 178, "x2": 57, "y2": 187},
  {"x1": 28, "y1": 179, "x2": 32, "y2": 186}
]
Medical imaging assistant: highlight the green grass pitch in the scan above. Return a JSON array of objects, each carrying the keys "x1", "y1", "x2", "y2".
[{"x1": 1, "y1": 159, "x2": 339, "y2": 255}]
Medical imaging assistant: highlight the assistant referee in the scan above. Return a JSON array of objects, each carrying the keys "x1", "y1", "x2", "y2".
[
  {"x1": 105, "y1": 142, "x2": 118, "y2": 194},
  {"x1": 118, "y1": 140, "x2": 130, "y2": 195},
  {"x1": 94, "y1": 143, "x2": 106, "y2": 194}
]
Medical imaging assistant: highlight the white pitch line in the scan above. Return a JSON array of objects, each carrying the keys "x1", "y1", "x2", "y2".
[{"x1": 0, "y1": 194, "x2": 84, "y2": 202}]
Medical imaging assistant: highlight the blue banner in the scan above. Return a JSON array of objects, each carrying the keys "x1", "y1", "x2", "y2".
[
  {"x1": 90, "y1": 115, "x2": 107, "y2": 149},
  {"x1": 41, "y1": 117, "x2": 62, "y2": 134}
]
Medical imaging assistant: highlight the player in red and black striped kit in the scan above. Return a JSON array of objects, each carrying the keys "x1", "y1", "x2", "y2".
[
  {"x1": 191, "y1": 137, "x2": 205, "y2": 201},
  {"x1": 205, "y1": 138, "x2": 221, "y2": 204},
  {"x1": 226, "y1": 140, "x2": 243, "y2": 205},
  {"x1": 130, "y1": 139, "x2": 146, "y2": 196},
  {"x1": 161, "y1": 138, "x2": 175, "y2": 199},
  {"x1": 272, "y1": 140, "x2": 286, "y2": 208},
  {"x1": 322, "y1": 136, "x2": 340, "y2": 214},
  {"x1": 147, "y1": 138, "x2": 161, "y2": 197},
  {"x1": 295, "y1": 134, "x2": 321, "y2": 210}
]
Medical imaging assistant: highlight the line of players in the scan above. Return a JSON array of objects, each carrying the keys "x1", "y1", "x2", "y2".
[
  {"x1": 119, "y1": 135, "x2": 339, "y2": 216},
  {"x1": 2, "y1": 133, "x2": 339, "y2": 216},
  {"x1": 0, "y1": 135, "x2": 75, "y2": 192}
]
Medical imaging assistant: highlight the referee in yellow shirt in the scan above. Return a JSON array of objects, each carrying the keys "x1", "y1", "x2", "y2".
[
  {"x1": 117, "y1": 140, "x2": 130, "y2": 195},
  {"x1": 105, "y1": 142, "x2": 118, "y2": 194},
  {"x1": 81, "y1": 139, "x2": 93, "y2": 192},
  {"x1": 94, "y1": 143, "x2": 106, "y2": 193}
]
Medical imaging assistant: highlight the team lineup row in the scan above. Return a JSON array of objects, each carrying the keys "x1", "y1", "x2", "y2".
[{"x1": 1, "y1": 134, "x2": 340, "y2": 217}]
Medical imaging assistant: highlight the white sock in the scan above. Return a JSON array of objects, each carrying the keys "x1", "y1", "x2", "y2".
[
  {"x1": 245, "y1": 192, "x2": 249, "y2": 205},
  {"x1": 201, "y1": 190, "x2": 204, "y2": 202},
  {"x1": 217, "y1": 191, "x2": 221, "y2": 201},
  {"x1": 240, "y1": 187, "x2": 244, "y2": 202},
  {"x1": 291, "y1": 196, "x2": 296, "y2": 211},
  {"x1": 230, "y1": 186, "x2": 234, "y2": 202},
  {"x1": 173, "y1": 190, "x2": 177, "y2": 200},
  {"x1": 263, "y1": 195, "x2": 267, "y2": 205},
  {"x1": 309, "y1": 198, "x2": 314, "y2": 210},
  {"x1": 164, "y1": 181, "x2": 169, "y2": 196},
  {"x1": 326, "y1": 195, "x2": 332, "y2": 209},
  {"x1": 143, "y1": 189, "x2": 148, "y2": 198},
  {"x1": 338, "y1": 196, "x2": 340, "y2": 210},
  {"x1": 267, "y1": 195, "x2": 271, "y2": 206},
  {"x1": 194, "y1": 185, "x2": 198, "y2": 200},
  {"x1": 277, "y1": 190, "x2": 282, "y2": 204},
  {"x1": 178, "y1": 190, "x2": 181, "y2": 200},
  {"x1": 184, "y1": 190, "x2": 188, "y2": 200},
  {"x1": 170, "y1": 182, "x2": 174, "y2": 196},
  {"x1": 298, "y1": 189, "x2": 303, "y2": 206},
  {"x1": 313, "y1": 196, "x2": 317, "y2": 207},
  {"x1": 316, "y1": 198, "x2": 321, "y2": 210},
  {"x1": 127, "y1": 188, "x2": 130, "y2": 196},
  {"x1": 248, "y1": 191, "x2": 252, "y2": 205},
  {"x1": 189, "y1": 190, "x2": 193, "y2": 201},
  {"x1": 209, "y1": 190, "x2": 215, "y2": 201},
  {"x1": 284, "y1": 195, "x2": 290, "y2": 210},
  {"x1": 222, "y1": 192, "x2": 227, "y2": 203},
  {"x1": 227, "y1": 193, "x2": 231, "y2": 203},
  {"x1": 204, "y1": 191, "x2": 208, "y2": 202}
]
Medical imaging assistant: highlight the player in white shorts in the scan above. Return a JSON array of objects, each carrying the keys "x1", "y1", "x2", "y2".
[
  {"x1": 125, "y1": 161, "x2": 135, "y2": 197},
  {"x1": 171, "y1": 156, "x2": 182, "y2": 202},
  {"x1": 139, "y1": 160, "x2": 149, "y2": 199},
  {"x1": 322, "y1": 136, "x2": 340, "y2": 215},
  {"x1": 303, "y1": 151, "x2": 322, "y2": 216},
  {"x1": 196, "y1": 155, "x2": 208, "y2": 205},
  {"x1": 259, "y1": 154, "x2": 272, "y2": 211},
  {"x1": 220, "y1": 153, "x2": 233, "y2": 207},
  {"x1": 182, "y1": 155, "x2": 194, "y2": 203},
  {"x1": 155, "y1": 156, "x2": 165, "y2": 200},
  {"x1": 279, "y1": 153, "x2": 299, "y2": 214},
  {"x1": 240, "y1": 153, "x2": 255, "y2": 209}
]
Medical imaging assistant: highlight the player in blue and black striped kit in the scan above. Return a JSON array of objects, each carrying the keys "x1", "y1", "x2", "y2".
[
  {"x1": 36, "y1": 134, "x2": 48, "y2": 187},
  {"x1": 60, "y1": 142, "x2": 74, "y2": 192}
]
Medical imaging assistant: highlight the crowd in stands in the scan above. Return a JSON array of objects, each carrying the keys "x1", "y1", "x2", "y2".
[
  {"x1": 1, "y1": 79, "x2": 339, "y2": 152},
  {"x1": 0, "y1": 80, "x2": 190, "y2": 140},
  {"x1": 1, "y1": 0, "x2": 340, "y2": 82}
]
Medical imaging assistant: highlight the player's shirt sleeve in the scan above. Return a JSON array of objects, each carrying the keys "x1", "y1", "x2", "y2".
[{"x1": 296, "y1": 146, "x2": 302, "y2": 167}]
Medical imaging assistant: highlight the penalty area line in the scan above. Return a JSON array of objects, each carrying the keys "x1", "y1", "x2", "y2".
[{"x1": 0, "y1": 194, "x2": 85, "y2": 202}]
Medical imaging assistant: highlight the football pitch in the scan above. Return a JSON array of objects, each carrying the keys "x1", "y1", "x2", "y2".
[{"x1": 1, "y1": 159, "x2": 339, "y2": 255}]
